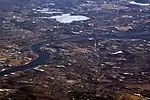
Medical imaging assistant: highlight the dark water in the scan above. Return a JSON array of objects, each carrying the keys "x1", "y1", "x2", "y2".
[
  {"x1": 134, "y1": 0, "x2": 149, "y2": 3},
  {"x1": 0, "y1": 40, "x2": 50, "y2": 76},
  {"x1": 1, "y1": 33, "x2": 150, "y2": 76}
]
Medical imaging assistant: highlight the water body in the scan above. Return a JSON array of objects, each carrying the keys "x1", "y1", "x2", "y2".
[
  {"x1": 129, "y1": 0, "x2": 150, "y2": 6},
  {"x1": 0, "y1": 40, "x2": 50, "y2": 76},
  {"x1": 1, "y1": 33, "x2": 150, "y2": 76},
  {"x1": 134, "y1": 0, "x2": 149, "y2": 3},
  {"x1": 40, "y1": 14, "x2": 90, "y2": 23},
  {"x1": 35, "y1": 8, "x2": 90, "y2": 23}
]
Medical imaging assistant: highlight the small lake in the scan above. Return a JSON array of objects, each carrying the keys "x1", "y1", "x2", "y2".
[{"x1": 40, "y1": 14, "x2": 90, "y2": 23}]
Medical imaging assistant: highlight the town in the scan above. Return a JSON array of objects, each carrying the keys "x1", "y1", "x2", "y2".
[{"x1": 0, "y1": 0, "x2": 150, "y2": 100}]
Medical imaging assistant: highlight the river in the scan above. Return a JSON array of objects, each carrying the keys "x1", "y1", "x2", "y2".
[{"x1": 0, "y1": 33, "x2": 150, "y2": 76}]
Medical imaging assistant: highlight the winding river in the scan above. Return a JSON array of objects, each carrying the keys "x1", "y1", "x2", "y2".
[{"x1": 0, "y1": 33, "x2": 150, "y2": 76}]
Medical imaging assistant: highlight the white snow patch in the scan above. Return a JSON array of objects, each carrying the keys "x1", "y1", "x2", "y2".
[
  {"x1": 134, "y1": 93, "x2": 141, "y2": 96},
  {"x1": 1, "y1": 68, "x2": 6, "y2": 71},
  {"x1": 0, "y1": 89, "x2": 11, "y2": 92},
  {"x1": 124, "y1": 72, "x2": 133, "y2": 75},
  {"x1": 11, "y1": 73, "x2": 15, "y2": 75},
  {"x1": 34, "y1": 66, "x2": 44, "y2": 72},
  {"x1": 129, "y1": 1, "x2": 150, "y2": 6},
  {"x1": 34, "y1": 8, "x2": 49, "y2": 12},
  {"x1": 72, "y1": 31, "x2": 80, "y2": 34},
  {"x1": 122, "y1": 15, "x2": 133, "y2": 18},
  {"x1": 4, "y1": 74, "x2": 8, "y2": 77},
  {"x1": 33, "y1": 8, "x2": 62, "y2": 14},
  {"x1": 88, "y1": 38, "x2": 94, "y2": 40},
  {"x1": 41, "y1": 11, "x2": 62, "y2": 14},
  {"x1": 124, "y1": 72, "x2": 130, "y2": 75},
  {"x1": 56, "y1": 65, "x2": 66, "y2": 68},
  {"x1": 111, "y1": 51, "x2": 123, "y2": 54}
]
